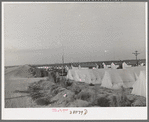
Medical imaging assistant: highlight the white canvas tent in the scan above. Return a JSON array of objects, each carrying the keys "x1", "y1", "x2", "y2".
[
  {"x1": 122, "y1": 62, "x2": 132, "y2": 69},
  {"x1": 78, "y1": 65, "x2": 81, "y2": 69},
  {"x1": 66, "y1": 69, "x2": 92, "y2": 83},
  {"x1": 101, "y1": 70, "x2": 125, "y2": 89},
  {"x1": 95, "y1": 63, "x2": 99, "y2": 69},
  {"x1": 102, "y1": 63, "x2": 108, "y2": 69},
  {"x1": 81, "y1": 67, "x2": 89, "y2": 69},
  {"x1": 131, "y1": 71, "x2": 146, "y2": 97},
  {"x1": 71, "y1": 65, "x2": 78, "y2": 69},
  {"x1": 134, "y1": 73, "x2": 139, "y2": 81},
  {"x1": 91, "y1": 69, "x2": 102, "y2": 84},
  {"x1": 101, "y1": 71, "x2": 113, "y2": 88},
  {"x1": 111, "y1": 62, "x2": 119, "y2": 69},
  {"x1": 65, "y1": 65, "x2": 69, "y2": 72},
  {"x1": 66, "y1": 66, "x2": 146, "y2": 89},
  {"x1": 118, "y1": 70, "x2": 136, "y2": 88},
  {"x1": 66, "y1": 69, "x2": 102, "y2": 84},
  {"x1": 66, "y1": 70, "x2": 74, "y2": 80}
]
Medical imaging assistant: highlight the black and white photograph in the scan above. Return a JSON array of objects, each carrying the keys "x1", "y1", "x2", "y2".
[{"x1": 2, "y1": 1, "x2": 148, "y2": 120}]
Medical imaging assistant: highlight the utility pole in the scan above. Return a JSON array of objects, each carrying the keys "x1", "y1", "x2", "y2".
[
  {"x1": 62, "y1": 48, "x2": 64, "y2": 65},
  {"x1": 132, "y1": 50, "x2": 140, "y2": 66}
]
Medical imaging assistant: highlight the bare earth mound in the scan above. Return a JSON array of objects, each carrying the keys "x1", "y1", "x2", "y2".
[
  {"x1": 5, "y1": 65, "x2": 35, "y2": 79},
  {"x1": 5, "y1": 65, "x2": 46, "y2": 79},
  {"x1": 13, "y1": 65, "x2": 35, "y2": 78},
  {"x1": 5, "y1": 65, "x2": 49, "y2": 108}
]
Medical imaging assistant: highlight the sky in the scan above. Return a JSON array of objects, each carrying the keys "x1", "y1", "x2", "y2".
[{"x1": 3, "y1": 2, "x2": 147, "y2": 66}]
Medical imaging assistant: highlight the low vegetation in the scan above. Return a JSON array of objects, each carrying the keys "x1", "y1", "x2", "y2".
[{"x1": 27, "y1": 71, "x2": 146, "y2": 107}]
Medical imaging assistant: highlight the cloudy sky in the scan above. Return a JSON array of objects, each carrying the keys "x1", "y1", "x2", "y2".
[{"x1": 4, "y1": 2, "x2": 146, "y2": 66}]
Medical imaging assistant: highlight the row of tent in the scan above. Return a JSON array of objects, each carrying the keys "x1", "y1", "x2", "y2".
[
  {"x1": 37, "y1": 62, "x2": 145, "y2": 70},
  {"x1": 66, "y1": 66, "x2": 146, "y2": 97},
  {"x1": 70, "y1": 62, "x2": 132, "y2": 70}
]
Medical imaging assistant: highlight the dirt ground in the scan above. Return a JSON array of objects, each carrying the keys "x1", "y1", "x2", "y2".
[{"x1": 5, "y1": 66, "x2": 48, "y2": 108}]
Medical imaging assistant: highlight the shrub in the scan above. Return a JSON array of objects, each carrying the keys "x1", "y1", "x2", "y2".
[
  {"x1": 67, "y1": 81, "x2": 81, "y2": 95},
  {"x1": 109, "y1": 86, "x2": 131, "y2": 107},
  {"x1": 77, "y1": 89, "x2": 95, "y2": 103},
  {"x1": 96, "y1": 97, "x2": 110, "y2": 107},
  {"x1": 108, "y1": 95, "x2": 118, "y2": 107},
  {"x1": 28, "y1": 77, "x2": 74, "y2": 106},
  {"x1": 65, "y1": 79, "x2": 73, "y2": 86},
  {"x1": 35, "y1": 97, "x2": 50, "y2": 105},
  {"x1": 89, "y1": 83, "x2": 94, "y2": 86},
  {"x1": 80, "y1": 92, "x2": 90, "y2": 101},
  {"x1": 28, "y1": 80, "x2": 55, "y2": 100}
]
